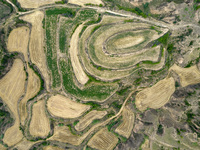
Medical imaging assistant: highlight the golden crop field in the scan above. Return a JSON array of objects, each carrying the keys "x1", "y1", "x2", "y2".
[
  {"x1": 170, "y1": 64, "x2": 200, "y2": 87},
  {"x1": 47, "y1": 95, "x2": 90, "y2": 118},
  {"x1": 0, "y1": 59, "x2": 26, "y2": 146},
  {"x1": 29, "y1": 100, "x2": 50, "y2": 137},
  {"x1": 20, "y1": 11, "x2": 50, "y2": 91},
  {"x1": 87, "y1": 128, "x2": 118, "y2": 150},
  {"x1": 135, "y1": 77, "x2": 175, "y2": 111},
  {"x1": 43, "y1": 145, "x2": 65, "y2": 150},
  {"x1": 115, "y1": 106, "x2": 135, "y2": 138},
  {"x1": 17, "y1": 0, "x2": 60, "y2": 8},
  {"x1": 7, "y1": 26, "x2": 30, "y2": 61},
  {"x1": 75, "y1": 110, "x2": 107, "y2": 131},
  {"x1": 68, "y1": 0, "x2": 103, "y2": 6}
]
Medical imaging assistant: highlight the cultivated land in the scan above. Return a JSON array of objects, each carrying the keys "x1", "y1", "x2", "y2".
[
  {"x1": 68, "y1": 0, "x2": 103, "y2": 6},
  {"x1": 170, "y1": 64, "x2": 200, "y2": 87},
  {"x1": 20, "y1": 11, "x2": 50, "y2": 91},
  {"x1": 47, "y1": 95, "x2": 90, "y2": 118},
  {"x1": 135, "y1": 77, "x2": 175, "y2": 111},
  {"x1": 87, "y1": 128, "x2": 118, "y2": 150},
  {"x1": 115, "y1": 106, "x2": 135, "y2": 138},
  {"x1": 17, "y1": 0, "x2": 60, "y2": 8},
  {"x1": 7, "y1": 26, "x2": 30, "y2": 61},
  {"x1": 69, "y1": 23, "x2": 89, "y2": 85},
  {"x1": 75, "y1": 110, "x2": 107, "y2": 131},
  {"x1": 1, "y1": 0, "x2": 200, "y2": 149},
  {"x1": 19, "y1": 67, "x2": 41, "y2": 126},
  {"x1": 0, "y1": 59, "x2": 26, "y2": 146},
  {"x1": 29, "y1": 100, "x2": 50, "y2": 137}
]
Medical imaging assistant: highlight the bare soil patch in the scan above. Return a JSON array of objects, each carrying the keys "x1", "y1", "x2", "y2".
[
  {"x1": 17, "y1": 0, "x2": 60, "y2": 8},
  {"x1": 135, "y1": 77, "x2": 175, "y2": 111},
  {"x1": 0, "y1": 59, "x2": 26, "y2": 146},
  {"x1": 87, "y1": 128, "x2": 118, "y2": 150},
  {"x1": 29, "y1": 100, "x2": 50, "y2": 138},
  {"x1": 47, "y1": 95, "x2": 90, "y2": 119}
]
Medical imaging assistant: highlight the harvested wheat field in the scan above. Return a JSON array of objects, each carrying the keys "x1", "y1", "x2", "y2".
[
  {"x1": 0, "y1": 59, "x2": 26, "y2": 146},
  {"x1": 75, "y1": 110, "x2": 107, "y2": 131},
  {"x1": 68, "y1": 0, "x2": 103, "y2": 6},
  {"x1": 48, "y1": 125, "x2": 82, "y2": 146},
  {"x1": 17, "y1": 0, "x2": 60, "y2": 8},
  {"x1": 170, "y1": 64, "x2": 200, "y2": 87},
  {"x1": 43, "y1": 145, "x2": 64, "y2": 150},
  {"x1": 20, "y1": 11, "x2": 50, "y2": 90},
  {"x1": 115, "y1": 106, "x2": 135, "y2": 138},
  {"x1": 135, "y1": 77, "x2": 175, "y2": 111},
  {"x1": 0, "y1": 144, "x2": 6, "y2": 150},
  {"x1": 69, "y1": 23, "x2": 89, "y2": 85},
  {"x1": 7, "y1": 26, "x2": 30, "y2": 61},
  {"x1": 47, "y1": 94, "x2": 90, "y2": 118},
  {"x1": 19, "y1": 66, "x2": 40, "y2": 126},
  {"x1": 29, "y1": 100, "x2": 50, "y2": 137},
  {"x1": 13, "y1": 138, "x2": 39, "y2": 150},
  {"x1": 87, "y1": 128, "x2": 118, "y2": 150}
]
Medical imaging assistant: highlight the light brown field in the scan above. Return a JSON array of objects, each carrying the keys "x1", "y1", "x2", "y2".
[
  {"x1": 169, "y1": 64, "x2": 200, "y2": 87},
  {"x1": 19, "y1": 66, "x2": 40, "y2": 126},
  {"x1": 0, "y1": 144, "x2": 6, "y2": 150},
  {"x1": 47, "y1": 94, "x2": 90, "y2": 119},
  {"x1": 48, "y1": 125, "x2": 82, "y2": 146},
  {"x1": 87, "y1": 128, "x2": 118, "y2": 150},
  {"x1": 69, "y1": 23, "x2": 89, "y2": 85},
  {"x1": 43, "y1": 145, "x2": 64, "y2": 150},
  {"x1": 135, "y1": 77, "x2": 175, "y2": 111},
  {"x1": 115, "y1": 106, "x2": 135, "y2": 138},
  {"x1": 141, "y1": 139, "x2": 151, "y2": 150},
  {"x1": 13, "y1": 138, "x2": 39, "y2": 150},
  {"x1": 17, "y1": 0, "x2": 60, "y2": 8},
  {"x1": 0, "y1": 59, "x2": 26, "y2": 146},
  {"x1": 68, "y1": 0, "x2": 103, "y2": 6},
  {"x1": 29, "y1": 100, "x2": 50, "y2": 137},
  {"x1": 7, "y1": 26, "x2": 30, "y2": 61},
  {"x1": 20, "y1": 11, "x2": 50, "y2": 91},
  {"x1": 113, "y1": 36, "x2": 145, "y2": 49},
  {"x1": 75, "y1": 110, "x2": 107, "y2": 131}
]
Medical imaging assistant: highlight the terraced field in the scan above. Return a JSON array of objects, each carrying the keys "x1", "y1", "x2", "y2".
[{"x1": 1, "y1": 0, "x2": 199, "y2": 149}]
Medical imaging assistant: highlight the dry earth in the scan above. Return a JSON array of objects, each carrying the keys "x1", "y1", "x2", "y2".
[
  {"x1": 68, "y1": 0, "x2": 103, "y2": 6},
  {"x1": 20, "y1": 11, "x2": 50, "y2": 91},
  {"x1": 135, "y1": 77, "x2": 175, "y2": 111},
  {"x1": 43, "y1": 145, "x2": 65, "y2": 150},
  {"x1": 87, "y1": 128, "x2": 118, "y2": 150},
  {"x1": 170, "y1": 64, "x2": 200, "y2": 87},
  {"x1": 29, "y1": 100, "x2": 50, "y2": 137},
  {"x1": 0, "y1": 59, "x2": 26, "y2": 146},
  {"x1": 69, "y1": 23, "x2": 89, "y2": 85},
  {"x1": 47, "y1": 94, "x2": 90, "y2": 119},
  {"x1": 48, "y1": 125, "x2": 82, "y2": 146},
  {"x1": 19, "y1": 66, "x2": 40, "y2": 126},
  {"x1": 7, "y1": 26, "x2": 30, "y2": 61},
  {"x1": 17, "y1": 0, "x2": 60, "y2": 8},
  {"x1": 115, "y1": 106, "x2": 135, "y2": 138},
  {"x1": 75, "y1": 110, "x2": 107, "y2": 131},
  {"x1": 13, "y1": 138, "x2": 39, "y2": 150}
]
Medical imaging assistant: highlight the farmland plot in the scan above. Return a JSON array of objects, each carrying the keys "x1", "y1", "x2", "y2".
[
  {"x1": 47, "y1": 94, "x2": 90, "y2": 118},
  {"x1": 135, "y1": 77, "x2": 175, "y2": 111},
  {"x1": 115, "y1": 106, "x2": 135, "y2": 138},
  {"x1": 68, "y1": 0, "x2": 103, "y2": 6},
  {"x1": 75, "y1": 110, "x2": 107, "y2": 131},
  {"x1": 17, "y1": 0, "x2": 60, "y2": 8},
  {"x1": 7, "y1": 26, "x2": 30, "y2": 61},
  {"x1": 87, "y1": 128, "x2": 118, "y2": 150},
  {"x1": 29, "y1": 100, "x2": 50, "y2": 138},
  {"x1": 170, "y1": 64, "x2": 200, "y2": 87},
  {"x1": 20, "y1": 11, "x2": 50, "y2": 91},
  {"x1": 0, "y1": 59, "x2": 26, "y2": 146}
]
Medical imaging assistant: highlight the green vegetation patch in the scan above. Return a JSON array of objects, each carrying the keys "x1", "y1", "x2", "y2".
[{"x1": 59, "y1": 59, "x2": 118, "y2": 101}]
